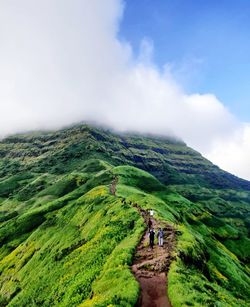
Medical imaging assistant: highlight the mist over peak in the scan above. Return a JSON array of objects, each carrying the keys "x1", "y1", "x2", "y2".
[{"x1": 0, "y1": 0, "x2": 249, "y2": 179}]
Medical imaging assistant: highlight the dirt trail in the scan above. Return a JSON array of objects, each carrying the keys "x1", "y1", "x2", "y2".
[
  {"x1": 132, "y1": 207, "x2": 175, "y2": 307},
  {"x1": 110, "y1": 175, "x2": 118, "y2": 195}
]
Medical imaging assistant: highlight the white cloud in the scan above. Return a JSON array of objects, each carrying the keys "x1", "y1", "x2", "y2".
[
  {"x1": 207, "y1": 124, "x2": 250, "y2": 180},
  {"x1": 0, "y1": 0, "x2": 249, "y2": 180}
]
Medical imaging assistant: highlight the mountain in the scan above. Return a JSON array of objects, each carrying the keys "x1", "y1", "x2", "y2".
[{"x1": 0, "y1": 124, "x2": 249, "y2": 306}]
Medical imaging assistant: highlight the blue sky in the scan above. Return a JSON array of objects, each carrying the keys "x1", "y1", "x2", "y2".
[{"x1": 120, "y1": 0, "x2": 250, "y2": 121}]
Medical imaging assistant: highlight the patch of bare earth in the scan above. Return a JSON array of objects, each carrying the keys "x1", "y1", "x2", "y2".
[
  {"x1": 110, "y1": 175, "x2": 118, "y2": 195},
  {"x1": 132, "y1": 208, "x2": 175, "y2": 307}
]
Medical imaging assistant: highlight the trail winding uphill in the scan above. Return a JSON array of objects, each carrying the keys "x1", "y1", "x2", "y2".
[{"x1": 132, "y1": 207, "x2": 176, "y2": 307}]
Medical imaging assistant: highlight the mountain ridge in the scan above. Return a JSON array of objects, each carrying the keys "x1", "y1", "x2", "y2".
[
  {"x1": 1, "y1": 124, "x2": 249, "y2": 190},
  {"x1": 0, "y1": 123, "x2": 249, "y2": 306}
]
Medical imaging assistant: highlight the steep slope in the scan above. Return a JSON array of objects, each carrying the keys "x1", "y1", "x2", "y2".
[
  {"x1": 0, "y1": 124, "x2": 250, "y2": 306},
  {"x1": 1, "y1": 124, "x2": 250, "y2": 189}
]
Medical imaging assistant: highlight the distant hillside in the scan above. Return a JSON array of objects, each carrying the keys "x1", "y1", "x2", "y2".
[
  {"x1": 0, "y1": 124, "x2": 249, "y2": 306},
  {"x1": 1, "y1": 124, "x2": 250, "y2": 190}
]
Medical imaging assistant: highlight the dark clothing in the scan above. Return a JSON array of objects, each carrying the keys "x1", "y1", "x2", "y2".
[
  {"x1": 148, "y1": 219, "x2": 152, "y2": 230},
  {"x1": 149, "y1": 230, "x2": 155, "y2": 249}
]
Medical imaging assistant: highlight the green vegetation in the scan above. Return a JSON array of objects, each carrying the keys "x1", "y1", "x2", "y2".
[{"x1": 0, "y1": 124, "x2": 249, "y2": 306}]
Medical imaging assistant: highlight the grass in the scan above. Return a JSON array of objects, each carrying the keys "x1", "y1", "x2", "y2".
[
  {"x1": 0, "y1": 185, "x2": 143, "y2": 306},
  {"x1": 0, "y1": 125, "x2": 250, "y2": 306}
]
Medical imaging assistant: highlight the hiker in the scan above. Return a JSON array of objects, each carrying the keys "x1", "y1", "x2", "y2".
[
  {"x1": 148, "y1": 218, "x2": 152, "y2": 230},
  {"x1": 149, "y1": 228, "x2": 155, "y2": 249},
  {"x1": 157, "y1": 228, "x2": 164, "y2": 247}
]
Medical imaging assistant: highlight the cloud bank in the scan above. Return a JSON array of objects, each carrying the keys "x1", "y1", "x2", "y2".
[{"x1": 0, "y1": 0, "x2": 249, "y2": 179}]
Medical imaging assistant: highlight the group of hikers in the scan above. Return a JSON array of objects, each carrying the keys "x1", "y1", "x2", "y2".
[
  {"x1": 120, "y1": 198, "x2": 164, "y2": 249},
  {"x1": 147, "y1": 210, "x2": 164, "y2": 249}
]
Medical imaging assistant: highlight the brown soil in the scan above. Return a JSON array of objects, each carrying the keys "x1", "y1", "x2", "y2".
[
  {"x1": 132, "y1": 207, "x2": 175, "y2": 307},
  {"x1": 110, "y1": 176, "x2": 118, "y2": 195}
]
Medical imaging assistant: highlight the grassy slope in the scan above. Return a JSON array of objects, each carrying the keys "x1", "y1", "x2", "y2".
[
  {"x1": 1, "y1": 124, "x2": 250, "y2": 190},
  {"x1": 0, "y1": 162, "x2": 145, "y2": 306},
  {"x1": 0, "y1": 124, "x2": 250, "y2": 306},
  {"x1": 113, "y1": 166, "x2": 250, "y2": 306}
]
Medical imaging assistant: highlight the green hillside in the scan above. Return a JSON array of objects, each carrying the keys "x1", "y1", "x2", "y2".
[{"x1": 0, "y1": 124, "x2": 249, "y2": 306}]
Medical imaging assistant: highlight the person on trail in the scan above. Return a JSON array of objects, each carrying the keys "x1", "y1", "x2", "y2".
[
  {"x1": 157, "y1": 228, "x2": 164, "y2": 247},
  {"x1": 149, "y1": 229, "x2": 155, "y2": 249},
  {"x1": 148, "y1": 218, "x2": 152, "y2": 230}
]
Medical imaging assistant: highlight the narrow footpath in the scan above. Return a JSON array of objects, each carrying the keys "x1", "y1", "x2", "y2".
[
  {"x1": 110, "y1": 175, "x2": 118, "y2": 195},
  {"x1": 132, "y1": 206, "x2": 175, "y2": 307}
]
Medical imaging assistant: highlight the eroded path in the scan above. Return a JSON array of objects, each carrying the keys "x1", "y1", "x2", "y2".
[
  {"x1": 110, "y1": 175, "x2": 118, "y2": 195},
  {"x1": 132, "y1": 207, "x2": 175, "y2": 307}
]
